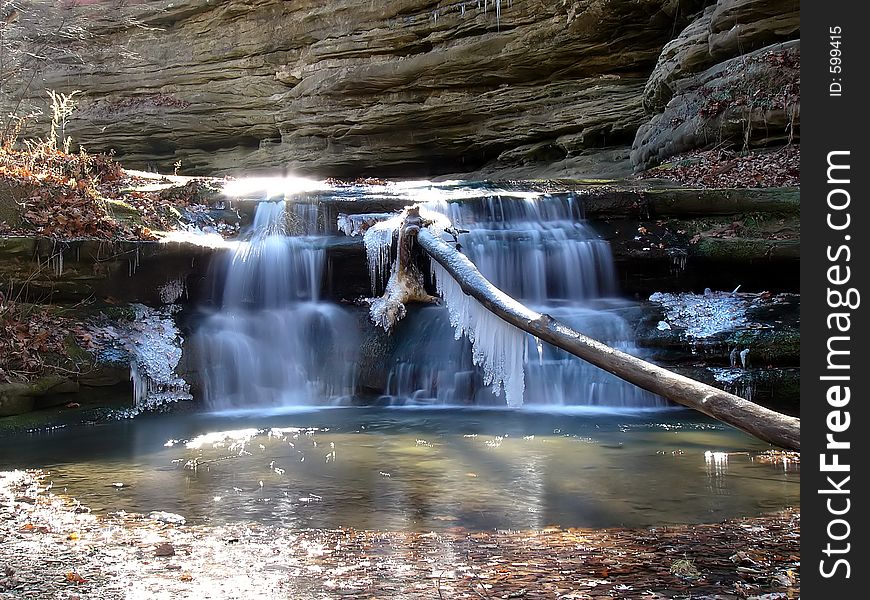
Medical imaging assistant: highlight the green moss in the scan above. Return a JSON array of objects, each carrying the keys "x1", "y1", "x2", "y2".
[
  {"x1": 106, "y1": 198, "x2": 144, "y2": 226},
  {"x1": 64, "y1": 334, "x2": 94, "y2": 363},
  {"x1": 694, "y1": 238, "x2": 772, "y2": 261},
  {"x1": 99, "y1": 304, "x2": 136, "y2": 321},
  {"x1": 728, "y1": 329, "x2": 800, "y2": 364}
]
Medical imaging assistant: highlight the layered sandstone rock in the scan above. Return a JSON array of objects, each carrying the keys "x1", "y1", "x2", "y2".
[
  {"x1": 1, "y1": 0, "x2": 700, "y2": 177},
  {"x1": 631, "y1": 0, "x2": 799, "y2": 170}
]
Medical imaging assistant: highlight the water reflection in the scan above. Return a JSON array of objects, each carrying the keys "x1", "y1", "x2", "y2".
[{"x1": 0, "y1": 408, "x2": 798, "y2": 531}]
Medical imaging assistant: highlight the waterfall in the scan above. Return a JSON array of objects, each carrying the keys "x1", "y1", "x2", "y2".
[
  {"x1": 385, "y1": 193, "x2": 666, "y2": 408},
  {"x1": 193, "y1": 201, "x2": 358, "y2": 410}
]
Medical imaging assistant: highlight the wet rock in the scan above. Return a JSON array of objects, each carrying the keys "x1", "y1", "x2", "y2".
[
  {"x1": 154, "y1": 543, "x2": 176, "y2": 557},
  {"x1": 148, "y1": 511, "x2": 186, "y2": 526},
  {"x1": 0, "y1": 376, "x2": 78, "y2": 417}
]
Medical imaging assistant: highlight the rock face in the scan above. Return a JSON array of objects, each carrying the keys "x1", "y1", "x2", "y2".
[
  {"x1": 631, "y1": 0, "x2": 799, "y2": 170},
  {"x1": 2, "y1": 0, "x2": 702, "y2": 177},
  {"x1": 0, "y1": 375, "x2": 78, "y2": 417}
]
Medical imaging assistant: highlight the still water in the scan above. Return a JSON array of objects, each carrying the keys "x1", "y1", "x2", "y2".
[{"x1": 0, "y1": 407, "x2": 798, "y2": 531}]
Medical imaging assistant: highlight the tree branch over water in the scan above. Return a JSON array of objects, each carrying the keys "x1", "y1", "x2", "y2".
[{"x1": 412, "y1": 222, "x2": 800, "y2": 450}]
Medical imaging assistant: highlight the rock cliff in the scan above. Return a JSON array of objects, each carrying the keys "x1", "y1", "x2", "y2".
[
  {"x1": 2, "y1": 0, "x2": 703, "y2": 177},
  {"x1": 631, "y1": 0, "x2": 799, "y2": 170}
]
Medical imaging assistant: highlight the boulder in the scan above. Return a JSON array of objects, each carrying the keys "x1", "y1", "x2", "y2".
[
  {"x1": 643, "y1": 0, "x2": 800, "y2": 112},
  {"x1": 633, "y1": 0, "x2": 799, "y2": 170},
  {"x1": 0, "y1": 384, "x2": 35, "y2": 417},
  {"x1": 632, "y1": 40, "x2": 799, "y2": 170}
]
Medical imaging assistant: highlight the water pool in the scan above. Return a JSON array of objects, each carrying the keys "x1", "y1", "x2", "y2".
[{"x1": 0, "y1": 406, "x2": 799, "y2": 531}]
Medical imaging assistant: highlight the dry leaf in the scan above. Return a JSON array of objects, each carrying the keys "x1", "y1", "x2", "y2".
[{"x1": 65, "y1": 572, "x2": 87, "y2": 584}]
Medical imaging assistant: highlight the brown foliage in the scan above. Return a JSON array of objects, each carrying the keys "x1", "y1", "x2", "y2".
[
  {"x1": 0, "y1": 145, "x2": 128, "y2": 239},
  {"x1": 639, "y1": 145, "x2": 800, "y2": 189},
  {"x1": 0, "y1": 299, "x2": 76, "y2": 383},
  {"x1": 0, "y1": 145, "x2": 222, "y2": 240}
]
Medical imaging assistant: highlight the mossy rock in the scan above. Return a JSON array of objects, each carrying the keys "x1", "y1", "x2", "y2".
[
  {"x1": 727, "y1": 328, "x2": 800, "y2": 365},
  {"x1": 644, "y1": 187, "x2": 800, "y2": 217},
  {"x1": 0, "y1": 386, "x2": 35, "y2": 417},
  {"x1": 99, "y1": 304, "x2": 137, "y2": 321},
  {"x1": 106, "y1": 198, "x2": 144, "y2": 226},
  {"x1": 693, "y1": 237, "x2": 800, "y2": 262}
]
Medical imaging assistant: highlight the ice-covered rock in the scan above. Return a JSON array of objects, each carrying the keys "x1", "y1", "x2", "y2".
[{"x1": 128, "y1": 305, "x2": 192, "y2": 411}]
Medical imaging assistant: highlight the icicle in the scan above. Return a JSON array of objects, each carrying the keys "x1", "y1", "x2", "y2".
[
  {"x1": 337, "y1": 213, "x2": 354, "y2": 237},
  {"x1": 127, "y1": 304, "x2": 191, "y2": 411},
  {"x1": 361, "y1": 207, "x2": 449, "y2": 297},
  {"x1": 429, "y1": 257, "x2": 527, "y2": 406},
  {"x1": 127, "y1": 245, "x2": 140, "y2": 276},
  {"x1": 366, "y1": 207, "x2": 444, "y2": 332},
  {"x1": 362, "y1": 204, "x2": 525, "y2": 404},
  {"x1": 363, "y1": 215, "x2": 402, "y2": 296}
]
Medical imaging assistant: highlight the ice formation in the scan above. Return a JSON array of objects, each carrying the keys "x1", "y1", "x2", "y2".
[
  {"x1": 336, "y1": 212, "x2": 393, "y2": 238},
  {"x1": 159, "y1": 278, "x2": 186, "y2": 304},
  {"x1": 363, "y1": 206, "x2": 450, "y2": 326},
  {"x1": 364, "y1": 205, "x2": 451, "y2": 296},
  {"x1": 128, "y1": 304, "x2": 192, "y2": 411},
  {"x1": 650, "y1": 290, "x2": 750, "y2": 339},
  {"x1": 363, "y1": 191, "x2": 664, "y2": 408},
  {"x1": 429, "y1": 257, "x2": 527, "y2": 407},
  {"x1": 363, "y1": 213, "x2": 404, "y2": 296},
  {"x1": 368, "y1": 270, "x2": 412, "y2": 332},
  {"x1": 47, "y1": 248, "x2": 63, "y2": 276}
]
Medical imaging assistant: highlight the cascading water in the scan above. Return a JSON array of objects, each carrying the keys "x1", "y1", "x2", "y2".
[
  {"x1": 193, "y1": 200, "x2": 358, "y2": 410},
  {"x1": 383, "y1": 192, "x2": 666, "y2": 408}
]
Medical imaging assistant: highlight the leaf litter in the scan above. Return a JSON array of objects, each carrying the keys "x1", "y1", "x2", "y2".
[{"x1": 0, "y1": 145, "x2": 233, "y2": 241}]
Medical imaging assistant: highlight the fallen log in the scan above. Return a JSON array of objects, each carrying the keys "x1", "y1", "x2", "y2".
[{"x1": 416, "y1": 228, "x2": 800, "y2": 450}]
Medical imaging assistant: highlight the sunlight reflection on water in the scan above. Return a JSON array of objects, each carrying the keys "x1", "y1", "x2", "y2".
[{"x1": 0, "y1": 407, "x2": 799, "y2": 532}]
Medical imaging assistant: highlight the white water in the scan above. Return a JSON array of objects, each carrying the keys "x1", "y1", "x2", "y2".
[
  {"x1": 191, "y1": 181, "x2": 662, "y2": 410},
  {"x1": 383, "y1": 193, "x2": 665, "y2": 408},
  {"x1": 193, "y1": 201, "x2": 358, "y2": 409}
]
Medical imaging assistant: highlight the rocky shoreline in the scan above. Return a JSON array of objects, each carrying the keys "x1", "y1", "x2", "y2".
[{"x1": 1, "y1": 470, "x2": 799, "y2": 599}]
